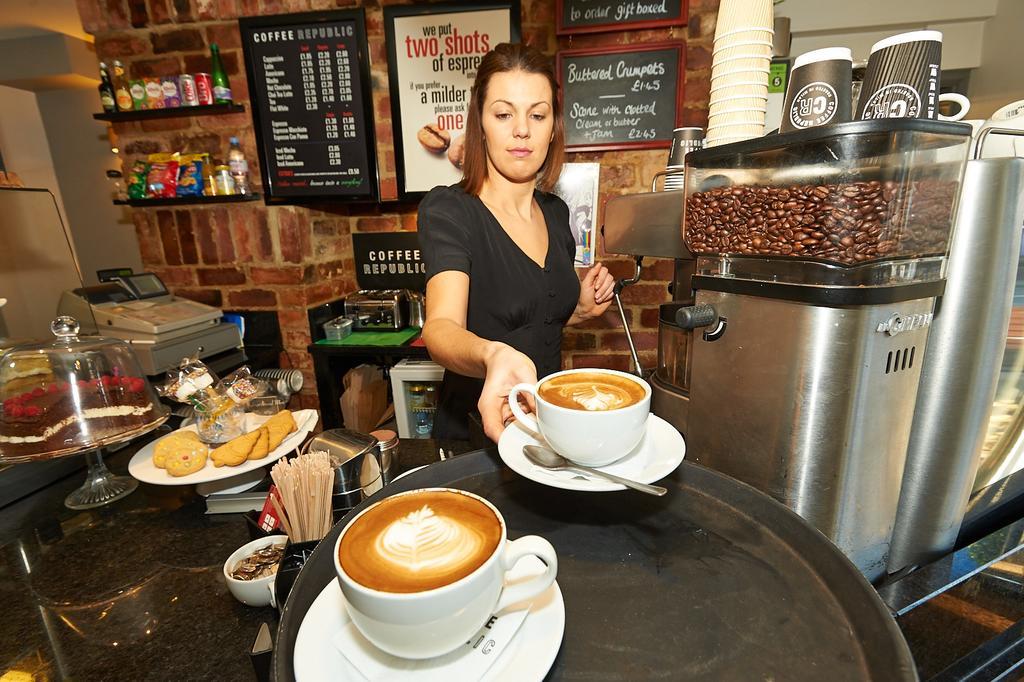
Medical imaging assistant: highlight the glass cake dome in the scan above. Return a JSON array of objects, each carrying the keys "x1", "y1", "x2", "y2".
[{"x1": 0, "y1": 316, "x2": 168, "y2": 468}]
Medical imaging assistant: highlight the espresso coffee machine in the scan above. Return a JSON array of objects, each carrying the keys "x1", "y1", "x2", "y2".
[{"x1": 606, "y1": 119, "x2": 979, "y2": 581}]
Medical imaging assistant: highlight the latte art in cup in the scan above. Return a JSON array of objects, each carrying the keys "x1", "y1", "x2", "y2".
[
  {"x1": 339, "y1": 489, "x2": 502, "y2": 593},
  {"x1": 334, "y1": 487, "x2": 558, "y2": 659},
  {"x1": 538, "y1": 372, "x2": 647, "y2": 411}
]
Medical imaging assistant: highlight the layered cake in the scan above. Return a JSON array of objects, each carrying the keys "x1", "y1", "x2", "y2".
[{"x1": 0, "y1": 374, "x2": 157, "y2": 459}]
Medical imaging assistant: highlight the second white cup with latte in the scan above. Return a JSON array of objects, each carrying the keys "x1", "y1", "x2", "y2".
[
  {"x1": 509, "y1": 368, "x2": 652, "y2": 467},
  {"x1": 334, "y1": 487, "x2": 557, "y2": 659}
]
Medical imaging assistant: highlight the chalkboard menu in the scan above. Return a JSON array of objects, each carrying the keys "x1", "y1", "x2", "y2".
[
  {"x1": 558, "y1": 42, "x2": 684, "y2": 152},
  {"x1": 240, "y1": 10, "x2": 378, "y2": 203},
  {"x1": 557, "y1": 0, "x2": 687, "y2": 35}
]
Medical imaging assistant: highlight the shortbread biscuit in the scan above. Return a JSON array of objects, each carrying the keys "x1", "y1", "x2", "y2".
[
  {"x1": 211, "y1": 429, "x2": 261, "y2": 467},
  {"x1": 248, "y1": 427, "x2": 270, "y2": 460},
  {"x1": 263, "y1": 410, "x2": 298, "y2": 450}
]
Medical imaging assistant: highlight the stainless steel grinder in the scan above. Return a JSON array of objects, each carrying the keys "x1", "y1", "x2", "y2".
[{"x1": 674, "y1": 120, "x2": 973, "y2": 581}]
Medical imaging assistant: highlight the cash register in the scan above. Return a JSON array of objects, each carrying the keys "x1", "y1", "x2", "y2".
[{"x1": 58, "y1": 272, "x2": 242, "y2": 375}]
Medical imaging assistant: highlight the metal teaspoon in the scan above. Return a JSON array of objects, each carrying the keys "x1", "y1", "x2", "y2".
[{"x1": 522, "y1": 445, "x2": 667, "y2": 496}]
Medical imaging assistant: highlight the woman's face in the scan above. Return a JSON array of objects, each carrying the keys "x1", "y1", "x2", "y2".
[{"x1": 480, "y1": 70, "x2": 554, "y2": 185}]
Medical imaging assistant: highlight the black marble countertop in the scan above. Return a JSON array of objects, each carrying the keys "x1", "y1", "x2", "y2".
[
  {"x1": 2, "y1": 427, "x2": 1022, "y2": 681},
  {"x1": 0, "y1": 435, "x2": 469, "y2": 681}
]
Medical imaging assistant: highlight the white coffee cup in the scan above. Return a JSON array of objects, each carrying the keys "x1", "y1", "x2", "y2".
[
  {"x1": 508, "y1": 368, "x2": 651, "y2": 467},
  {"x1": 334, "y1": 487, "x2": 557, "y2": 660}
]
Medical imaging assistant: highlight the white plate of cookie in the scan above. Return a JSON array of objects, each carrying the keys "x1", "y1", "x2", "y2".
[{"x1": 128, "y1": 409, "x2": 318, "y2": 486}]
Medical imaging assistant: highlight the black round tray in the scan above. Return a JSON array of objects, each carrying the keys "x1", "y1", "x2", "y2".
[{"x1": 273, "y1": 451, "x2": 916, "y2": 680}]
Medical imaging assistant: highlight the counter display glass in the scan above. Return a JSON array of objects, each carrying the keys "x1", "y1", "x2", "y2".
[{"x1": 976, "y1": 233, "x2": 1024, "y2": 489}]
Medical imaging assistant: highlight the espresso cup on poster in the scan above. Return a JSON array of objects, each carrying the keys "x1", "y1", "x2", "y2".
[
  {"x1": 856, "y1": 30, "x2": 970, "y2": 121},
  {"x1": 508, "y1": 368, "x2": 651, "y2": 467},
  {"x1": 335, "y1": 487, "x2": 557, "y2": 660},
  {"x1": 780, "y1": 47, "x2": 852, "y2": 133}
]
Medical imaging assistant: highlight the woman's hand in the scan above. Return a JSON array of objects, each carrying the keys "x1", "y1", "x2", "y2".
[
  {"x1": 478, "y1": 343, "x2": 538, "y2": 443},
  {"x1": 568, "y1": 263, "x2": 616, "y2": 325}
]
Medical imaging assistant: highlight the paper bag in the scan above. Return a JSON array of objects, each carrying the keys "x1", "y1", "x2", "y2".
[{"x1": 340, "y1": 365, "x2": 390, "y2": 433}]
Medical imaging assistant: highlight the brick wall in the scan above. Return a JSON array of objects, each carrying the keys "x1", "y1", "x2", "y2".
[{"x1": 76, "y1": 0, "x2": 717, "y2": 405}]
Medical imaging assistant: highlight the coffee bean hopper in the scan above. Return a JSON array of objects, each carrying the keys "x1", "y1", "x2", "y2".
[{"x1": 606, "y1": 119, "x2": 983, "y2": 581}]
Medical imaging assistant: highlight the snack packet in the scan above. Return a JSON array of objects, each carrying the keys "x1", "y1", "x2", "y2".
[
  {"x1": 146, "y1": 152, "x2": 180, "y2": 199},
  {"x1": 159, "y1": 355, "x2": 218, "y2": 406},
  {"x1": 127, "y1": 160, "x2": 149, "y2": 199},
  {"x1": 176, "y1": 153, "x2": 205, "y2": 197},
  {"x1": 220, "y1": 366, "x2": 269, "y2": 404}
]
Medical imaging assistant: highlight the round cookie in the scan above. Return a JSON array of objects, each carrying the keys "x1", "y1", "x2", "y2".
[
  {"x1": 154, "y1": 431, "x2": 201, "y2": 468},
  {"x1": 164, "y1": 443, "x2": 209, "y2": 477}
]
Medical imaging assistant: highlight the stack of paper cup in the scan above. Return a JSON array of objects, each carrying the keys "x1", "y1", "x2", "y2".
[{"x1": 707, "y1": 0, "x2": 774, "y2": 147}]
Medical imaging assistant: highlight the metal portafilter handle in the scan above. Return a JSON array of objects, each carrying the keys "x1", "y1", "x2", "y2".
[{"x1": 675, "y1": 304, "x2": 719, "y2": 329}]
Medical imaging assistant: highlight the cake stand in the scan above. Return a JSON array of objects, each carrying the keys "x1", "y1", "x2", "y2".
[
  {"x1": 64, "y1": 419, "x2": 168, "y2": 510},
  {"x1": 0, "y1": 317, "x2": 171, "y2": 509}
]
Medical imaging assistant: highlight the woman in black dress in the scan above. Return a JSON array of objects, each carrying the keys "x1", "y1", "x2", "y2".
[{"x1": 419, "y1": 43, "x2": 615, "y2": 442}]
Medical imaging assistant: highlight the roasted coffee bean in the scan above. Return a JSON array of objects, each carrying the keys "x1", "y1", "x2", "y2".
[{"x1": 684, "y1": 179, "x2": 957, "y2": 265}]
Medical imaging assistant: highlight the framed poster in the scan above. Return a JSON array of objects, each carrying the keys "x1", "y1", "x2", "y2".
[
  {"x1": 557, "y1": 0, "x2": 687, "y2": 35},
  {"x1": 239, "y1": 10, "x2": 379, "y2": 203},
  {"x1": 385, "y1": 1, "x2": 521, "y2": 201},
  {"x1": 552, "y1": 162, "x2": 600, "y2": 267},
  {"x1": 558, "y1": 42, "x2": 684, "y2": 153}
]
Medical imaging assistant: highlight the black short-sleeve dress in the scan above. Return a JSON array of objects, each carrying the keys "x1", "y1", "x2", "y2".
[{"x1": 418, "y1": 184, "x2": 581, "y2": 440}]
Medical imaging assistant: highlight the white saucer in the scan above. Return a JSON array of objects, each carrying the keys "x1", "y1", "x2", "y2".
[
  {"x1": 195, "y1": 468, "x2": 266, "y2": 496},
  {"x1": 391, "y1": 464, "x2": 428, "y2": 483},
  {"x1": 127, "y1": 409, "x2": 318, "y2": 486},
  {"x1": 497, "y1": 414, "x2": 685, "y2": 492},
  {"x1": 294, "y1": 559, "x2": 565, "y2": 682}
]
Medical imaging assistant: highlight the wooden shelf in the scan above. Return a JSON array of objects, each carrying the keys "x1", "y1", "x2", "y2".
[
  {"x1": 93, "y1": 103, "x2": 245, "y2": 122},
  {"x1": 113, "y1": 193, "x2": 261, "y2": 207}
]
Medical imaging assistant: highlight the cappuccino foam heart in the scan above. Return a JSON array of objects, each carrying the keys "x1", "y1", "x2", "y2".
[
  {"x1": 538, "y1": 372, "x2": 646, "y2": 411},
  {"x1": 339, "y1": 490, "x2": 502, "y2": 593}
]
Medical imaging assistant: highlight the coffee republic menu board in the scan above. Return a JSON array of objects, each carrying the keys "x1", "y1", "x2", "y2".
[
  {"x1": 558, "y1": 42, "x2": 684, "y2": 152},
  {"x1": 240, "y1": 10, "x2": 378, "y2": 203}
]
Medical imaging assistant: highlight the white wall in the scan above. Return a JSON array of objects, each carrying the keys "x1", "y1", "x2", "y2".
[
  {"x1": 36, "y1": 87, "x2": 142, "y2": 285},
  {"x1": 783, "y1": 0, "x2": 992, "y2": 68},
  {"x1": 0, "y1": 82, "x2": 142, "y2": 286},
  {"x1": 969, "y1": 0, "x2": 1024, "y2": 118},
  {"x1": 0, "y1": 84, "x2": 68, "y2": 223}
]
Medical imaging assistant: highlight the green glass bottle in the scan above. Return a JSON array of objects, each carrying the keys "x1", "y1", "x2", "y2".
[
  {"x1": 209, "y1": 43, "x2": 233, "y2": 104},
  {"x1": 98, "y1": 62, "x2": 116, "y2": 113}
]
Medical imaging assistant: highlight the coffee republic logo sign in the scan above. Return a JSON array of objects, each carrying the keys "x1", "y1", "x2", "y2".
[
  {"x1": 876, "y1": 311, "x2": 933, "y2": 337},
  {"x1": 789, "y1": 81, "x2": 839, "y2": 129},
  {"x1": 861, "y1": 83, "x2": 922, "y2": 120}
]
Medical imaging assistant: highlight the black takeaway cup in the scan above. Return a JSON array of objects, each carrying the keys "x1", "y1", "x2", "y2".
[
  {"x1": 856, "y1": 30, "x2": 952, "y2": 120},
  {"x1": 780, "y1": 47, "x2": 853, "y2": 132}
]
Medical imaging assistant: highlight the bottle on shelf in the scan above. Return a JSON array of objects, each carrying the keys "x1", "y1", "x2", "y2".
[
  {"x1": 112, "y1": 60, "x2": 133, "y2": 112},
  {"x1": 98, "y1": 62, "x2": 116, "y2": 113},
  {"x1": 213, "y1": 164, "x2": 236, "y2": 196},
  {"x1": 227, "y1": 137, "x2": 250, "y2": 194},
  {"x1": 106, "y1": 169, "x2": 127, "y2": 202},
  {"x1": 209, "y1": 44, "x2": 233, "y2": 104}
]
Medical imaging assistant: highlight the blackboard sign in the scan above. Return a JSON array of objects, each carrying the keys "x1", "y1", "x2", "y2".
[
  {"x1": 557, "y1": 0, "x2": 687, "y2": 35},
  {"x1": 352, "y1": 232, "x2": 426, "y2": 290},
  {"x1": 558, "y1": 42, "x2": 684, "y2": 152},
  {"x1": 240, "y1": 10, "x2": 378, "y2": 203}
]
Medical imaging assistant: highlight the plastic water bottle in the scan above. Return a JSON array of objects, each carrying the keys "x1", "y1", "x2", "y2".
[
  {"x1": 415, "y1": 411, "x2": 432, "y2": 436},
  {"x1": 228, "y1": 137, "x2": 249, "y2": 194}
]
